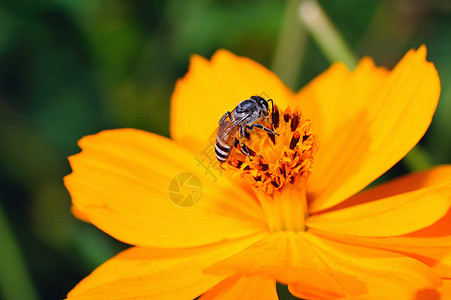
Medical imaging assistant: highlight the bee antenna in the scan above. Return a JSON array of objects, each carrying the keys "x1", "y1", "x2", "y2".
[{"x1": 268, "y1": 98, "x2": 274, "y2": 112}]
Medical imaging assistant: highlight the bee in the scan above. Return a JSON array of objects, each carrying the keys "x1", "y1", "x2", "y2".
[{"x1": 213, "y1": 95, "x2": 278, "y2": 163}]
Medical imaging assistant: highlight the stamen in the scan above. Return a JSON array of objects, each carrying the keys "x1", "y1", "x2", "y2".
[
  {"x1": 272, "y1": 105, "x2": 280, "y2": 129},
  {"x1": 244, "y1": 129, "x2": 250, "y2": 140},
  {"x1": 290, "y1": 108, "x2": 300, "y2": 132},
  {"x1": 223, "y1": 104, "x2": 319, "y2": 195},
  {"x1": 234, "y1": 138, "x2": 240, "y2": 148},
  {"x1": 289, "y1": 131, "x2": 301, "y2": 150},
  {"x1": 232, "y1": 160, "x2": 243, "y2": 169},
  {"x1": 283, "y1": 107, "x2": 291, "y2": 123},
  {"x1": 268, "y1": 132, "x2": 276, "y2": 144},
  {"x1": 245, "y1": 146, "x2": 256, "y2": 157},
  {"x1": 259, "y1": 163, "x2": 269, "y2": 171}
]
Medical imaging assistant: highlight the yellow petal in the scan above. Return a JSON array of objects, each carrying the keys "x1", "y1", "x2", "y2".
[
  {"x1": 289, "y1": 233, "x2": 440, "y2": 299},
  {"x1": 437, "y1": 279, "x2": 451, "y2": 299},
  {"x1": 200, "y1": 275, "x2": 278, "y2": 300},
  {"x1": 298, "y1": 46, "x2": 441, "y2": 212},
  {"x1": 70, "y1": 205, "x2": 89, "y2": 223},
  {"x1": 67, "y1": 235, "x2": 263, "y2": 300},
  {"x1": 65, "y1": 128, "x2": 267, "y2": 248},
  {"x1": 325, "y1": 165, "x2": 451, "y2": 212},
  {"x1": 308, "y1": 167, "x2": 451, "y2": 278},
  {"x1": 416, "y1": 279, "x2": 451, "y2": 300},
  {"x1": 311, "y1": 207, "x2": 451, "y2": 278},
  {"x1": 205, "y1": 232, "x2": 439, "y2": 298},
  {"x1": 170, "y1": 49, "x2": 293, "y2": 153},
  {"x1": 307, "y1": 180, "x2": 451, "y2": 236}
]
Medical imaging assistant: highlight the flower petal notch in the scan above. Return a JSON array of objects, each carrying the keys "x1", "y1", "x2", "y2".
[{"x1": 301, "y1": 45, "x2": 441, "y2": 212}]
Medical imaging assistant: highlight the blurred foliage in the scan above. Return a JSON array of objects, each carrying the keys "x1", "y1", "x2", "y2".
[{"x1": 0, "y1": 0, "x2": 450, "y2": 299}]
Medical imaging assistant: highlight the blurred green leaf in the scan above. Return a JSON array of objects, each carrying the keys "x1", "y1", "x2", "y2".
[{"x1": 0, "y1": 200, "x2": 39, "y2": 300}]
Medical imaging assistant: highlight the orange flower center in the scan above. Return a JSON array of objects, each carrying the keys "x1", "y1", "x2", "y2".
[
  {"x1": 222, "y1": 104, "x2": 319, "y2": 232},
  {"x1": 223, "y1": 104, "x2": 319, "y2": 195}
]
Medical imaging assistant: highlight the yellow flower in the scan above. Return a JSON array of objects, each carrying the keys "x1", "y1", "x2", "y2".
[{"x1": 65, "y1": 46, "x2": 451, "y2": 299}]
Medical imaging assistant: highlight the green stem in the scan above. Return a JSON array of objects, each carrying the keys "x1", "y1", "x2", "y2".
[
  {"x1": 0, "y1": 201, "x2": 39, "y2": 300},
  {"x1": 271, "y1": 0, "x2": 308, "y2": 90},
  {"x1": 298, "y1": 0, "x2": 358, "y2": 69}
]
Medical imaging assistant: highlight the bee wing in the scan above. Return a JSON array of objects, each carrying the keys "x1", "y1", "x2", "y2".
[
  {"x1": 209, "y1": 120, "x2": 237, "y2": 143},
  {"x1": 227, "y1": 113, "x2": 254, "y2": 133},
  {"x1": 209, "y1": 111, "x2": 232, "y2": 143},
  {"x1": 210, "y1": 113, "x2": 253, "y2": 144},
  {"x1": 209, "y1": 125, "x2": 221, "y2": 143}
]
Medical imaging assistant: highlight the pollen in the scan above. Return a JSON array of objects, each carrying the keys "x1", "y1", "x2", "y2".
[{"x1": 223, "y1": 105, "x2": 319, "y2": 195}]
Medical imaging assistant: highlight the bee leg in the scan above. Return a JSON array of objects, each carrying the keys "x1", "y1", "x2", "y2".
[
  {"x1": 218, "y1": 111, "x2": 232, "y2": 124},
  {"x1": 247, "y1": 124, "x2": 280, "y2": 136},
  {"x1": 239, "y1": 126, "x2": 252, "y2": 161}
]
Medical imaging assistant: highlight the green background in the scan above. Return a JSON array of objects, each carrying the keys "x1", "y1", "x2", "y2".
[{"x1": 0, "y1": 0, "x2": 450, "y2": 299}]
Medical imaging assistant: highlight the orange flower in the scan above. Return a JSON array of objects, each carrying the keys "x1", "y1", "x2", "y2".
[{"x1": 65, "y1": 46, "x2": 451, "y2": 299}]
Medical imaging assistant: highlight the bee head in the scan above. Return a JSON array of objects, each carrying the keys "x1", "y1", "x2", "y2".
[{"x1": 251, "y1": 96, "x2": 269, "y2": 112}]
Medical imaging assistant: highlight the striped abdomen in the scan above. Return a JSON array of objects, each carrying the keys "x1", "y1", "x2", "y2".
[{"x1": 215, "y1": 138, "x2": 232, "y2": 162}]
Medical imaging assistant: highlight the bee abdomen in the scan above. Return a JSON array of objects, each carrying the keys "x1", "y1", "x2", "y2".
[{"x1": 215, "y1": 140, "x2": 231, "y2": 162}]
